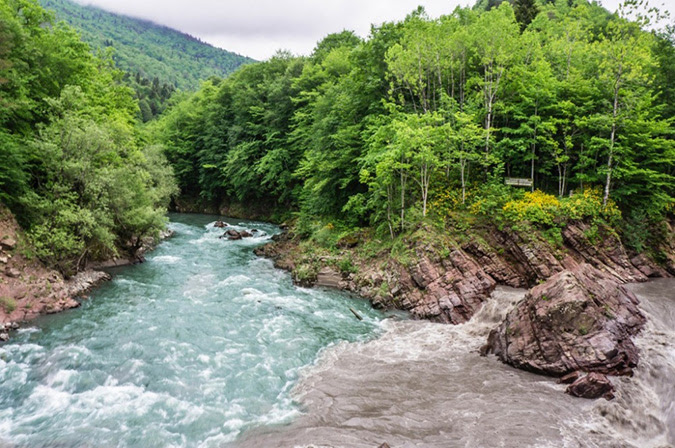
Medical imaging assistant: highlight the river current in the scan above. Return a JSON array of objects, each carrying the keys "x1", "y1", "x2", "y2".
[{"x1": 0, "y1": 214, "x2": 673, "y2": 447}]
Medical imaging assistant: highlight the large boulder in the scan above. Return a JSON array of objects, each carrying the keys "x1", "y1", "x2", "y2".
[{"x1": 485, "y1": 263, "x2": 645, "y2": 377}]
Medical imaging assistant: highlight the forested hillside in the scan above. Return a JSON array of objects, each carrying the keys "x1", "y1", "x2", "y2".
[
  {"x1": 154, "y1": 0, "x2": 674, "y2": 256},
  {"x1": 0, "y1": 0, "x2": 177, "y2": 275},
  {"x1": 40, "y1": 0, "x2": 254, "y2": 90}
]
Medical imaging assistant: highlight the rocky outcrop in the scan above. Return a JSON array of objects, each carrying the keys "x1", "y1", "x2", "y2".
[
  {"x1": 257, "y1": 229, "x2": 498, "y2": 323},
  {"x1": 67, "y1": 270, "x2": 112, "y2": 299},
  {"x1": 385, "y1": 245, "x2": 497, "y2": 323},
  {"x1": 561, "y1": 222, "x2": 658, "y2": 282},
  {"x1": 256, "y1": 221, "x2": 669, "y2": 325},
  {"x1": 316, "y1": 267, "x2": 342, "y2": 289},
  {"x1": 485, "y1": 263, "x2": 646, "y2": 377}
]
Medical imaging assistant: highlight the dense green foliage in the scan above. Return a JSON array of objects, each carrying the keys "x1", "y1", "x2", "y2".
[
  {"x1": 40, "y1": 0, "x2": 254, "y2": 90},
  {"x1": 155, "y1": 0, "x2": 674, "y2": 249},
  {"x1": 123, "y1": 72, "x2": 176, "y2": 122},
  {"x1": 0, "y1": 0, "x2": 177, "y2": 275}
]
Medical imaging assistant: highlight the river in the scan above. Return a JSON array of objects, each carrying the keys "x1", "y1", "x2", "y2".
[{"x1": 0, "y1": 214, "x2": 672, "y2": 447}]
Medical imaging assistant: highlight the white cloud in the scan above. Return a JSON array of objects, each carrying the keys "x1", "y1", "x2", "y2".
[
  {"x1": 71, "y1": 0, "x2": 672, "y2": 60},
  {"x1": 72, "y1": 0, "x2": 473, "y2": 60}
]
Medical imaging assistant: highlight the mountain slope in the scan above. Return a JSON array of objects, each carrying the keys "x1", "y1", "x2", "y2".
[{"x1": 40, "y1": 0, "x2": 254, "y2": 90}]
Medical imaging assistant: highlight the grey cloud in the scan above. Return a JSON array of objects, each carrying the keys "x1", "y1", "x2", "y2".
[{"x1": 72, "y1": 0, "x2": 634, "y2": 60}]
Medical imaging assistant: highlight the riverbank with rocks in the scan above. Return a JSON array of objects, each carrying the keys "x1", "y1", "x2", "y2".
[
  {"x1": 0, "y1": 207, "x2": 173, "y2": 340},
  {"x1": 255, "y1": 219, "x2": 674, "y2": 398}
]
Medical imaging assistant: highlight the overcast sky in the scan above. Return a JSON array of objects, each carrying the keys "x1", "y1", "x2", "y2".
[{"x1": 72, "y1": 0, "x2": 665, "y2": 60}]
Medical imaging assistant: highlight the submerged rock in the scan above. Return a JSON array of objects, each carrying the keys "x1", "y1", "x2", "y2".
[
  {"x1": 485, "y1": 263, "x2": 645, "y2": 377},
  {"x1": 566, "y1": 373, "x2": 615, "y2": 400}
]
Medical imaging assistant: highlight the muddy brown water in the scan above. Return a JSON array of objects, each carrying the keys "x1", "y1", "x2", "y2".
[{"x1": 236, "y1": 280, "x2": 675, "y2": 448}]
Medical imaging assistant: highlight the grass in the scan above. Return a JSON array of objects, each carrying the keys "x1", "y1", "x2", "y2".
[{"x1": 0, "y1": 296, "x2": 17, "y2": 314}]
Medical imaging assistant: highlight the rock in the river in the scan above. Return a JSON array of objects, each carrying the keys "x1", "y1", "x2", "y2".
[
  {"x1": 223, "y1": 229, "x2": 254, "y2": 240},
  {"x1": 214, "y1": 221, "x2": 229, "y2": 228},
  {"x1": 566, "y1": 373, "x2": 615, "y2": 400},
  {"x1": 224, "y1": 229, "x2": 242, "y2": 240},
  {"x1": 486, "y1": 263, "x2": 645, "y2": 376}
]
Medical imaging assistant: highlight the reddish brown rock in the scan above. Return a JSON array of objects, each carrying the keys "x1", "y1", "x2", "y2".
[
  {"x1": 461, "y1": 241, "x2": 525, "y2": 288},
  {"x1": 557, "y1": 371, "x2": 582, "y2": 384},
  {"x1": 566, "y1": 373, "x2": 615, "y2": 400},
  {"x1": 561, "y1": 222, "x2": 648, "y2": 283},
  {"x1": 256, "y1": 219, "x2": 670, "y2": 327},
  {"x1": 485, "y1": 263, "x2": 646, "y2": 376}
]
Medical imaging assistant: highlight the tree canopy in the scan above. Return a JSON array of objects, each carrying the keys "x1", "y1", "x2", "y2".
[
  {"x1": 0, "y1": 0, "x2": 177, "y2": 275},
  {"x1": 154, "y1": 0, "x2": 673, "y2": 244}
]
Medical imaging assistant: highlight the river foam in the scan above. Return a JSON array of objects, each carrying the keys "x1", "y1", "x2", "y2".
[{"x1": 236, "y1": 281, "x2": 675, "y2": 448}]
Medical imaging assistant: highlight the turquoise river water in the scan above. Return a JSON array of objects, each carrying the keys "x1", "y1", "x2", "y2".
[{"x1": 0, "y1": 214, "x2": 386, "y2": 447}]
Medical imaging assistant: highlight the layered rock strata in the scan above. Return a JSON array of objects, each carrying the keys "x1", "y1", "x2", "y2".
[
  {"x1": 484, "y1": 263, "x2": 646, "y2": 377},
  {"x1": 256, "y1": 222, "x2": 670, "y2": 324}
]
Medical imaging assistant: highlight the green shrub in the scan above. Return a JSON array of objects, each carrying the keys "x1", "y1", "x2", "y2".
[
  {"x1": 0, "y1": 296, "x2": 17, "y2": 314},
  {"x1": 337, "y1": 257, "x2": 358, "y2": 274}
]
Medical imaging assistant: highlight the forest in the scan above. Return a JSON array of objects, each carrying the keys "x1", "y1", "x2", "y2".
[
  {"x1": 40, "y1": 0, "x2": 254, "y2": 90},
  {"x1": 0, "y1": 0, "x2": 177, "y2": 275},
  {"x1": 1, "y1": 0, "x2": 674, "y2": 277},
  {"x1": 154, "y1": 0, "x2": 674, "y2": 254}
]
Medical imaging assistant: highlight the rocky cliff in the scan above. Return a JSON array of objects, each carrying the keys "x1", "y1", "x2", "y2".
[{"x1": 256, "y1": 221, "x2": 672, "y2": 324}]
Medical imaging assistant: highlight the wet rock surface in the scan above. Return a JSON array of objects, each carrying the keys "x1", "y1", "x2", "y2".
[
  {"x1": 566, "y1": 373, "x2": 615, "y2": 400},
  {"x1": 221, "y1": 228, "x2": 256, "y2": 241},
  {"x1": 485, "y1": 263, "x2": 646, "y2": 377}
]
